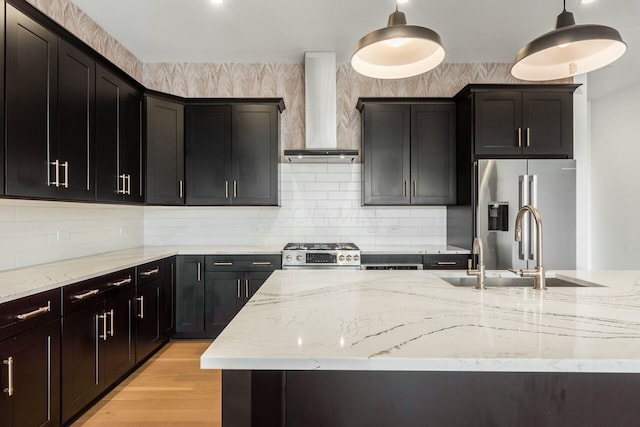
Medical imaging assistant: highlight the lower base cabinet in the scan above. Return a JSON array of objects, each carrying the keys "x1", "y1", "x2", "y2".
[
  {"x1": 0, "y1": 320, "x2": 61, "y2": 427},
  {"x1": 176, "y1": 255, "x2": 280, "y2": 338}
]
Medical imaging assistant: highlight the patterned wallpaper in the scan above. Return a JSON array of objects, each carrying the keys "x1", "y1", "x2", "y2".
[{"x1": 24, "y1": 0, "x2": 143, "y2": 82}]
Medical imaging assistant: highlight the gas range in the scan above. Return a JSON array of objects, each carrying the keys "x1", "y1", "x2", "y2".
[{"x1": 282, "y1": 243, "x2": 361, "y2": 269}]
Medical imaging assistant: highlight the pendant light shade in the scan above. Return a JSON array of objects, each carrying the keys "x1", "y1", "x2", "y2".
[
  {"x1": 511, "y1": 3, "x2": 627, "y2": 81},
  {"x1": 351, "y1": 7, "x2": 445, "y2": 79}
]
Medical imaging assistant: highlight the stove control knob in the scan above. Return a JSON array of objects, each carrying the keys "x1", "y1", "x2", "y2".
[
  {"x1": 354, "y1": 255, "x2": 360, "y2": 261},
  {"x1": 285, "y1": 255, "x2": 292, "y2": 262},
  {"x1": 346, "y1": 255, "x2": 352, "y2": 261},
  {"x1": 339, "y1": 255, "x2": 345, "y2": 261},
  {"x1": 296, "y1": 255, "x2": 303, "y2": 261}
]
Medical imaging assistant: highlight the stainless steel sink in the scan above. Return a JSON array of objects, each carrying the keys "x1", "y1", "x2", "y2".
[{"x1": 441, "y1": 276, "x2": 598, "y2": 288}]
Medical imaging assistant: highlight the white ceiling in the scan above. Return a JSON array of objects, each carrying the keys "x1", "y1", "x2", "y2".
[{"x1": 68, "y1": 0, "x2": 639, "y2": 97}]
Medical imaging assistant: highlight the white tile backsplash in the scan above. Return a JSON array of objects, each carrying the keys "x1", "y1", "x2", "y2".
[
  {"x1": 0, "y1": 199, "x2": 143, "y2": 272},
  {"x1": 144, "y1": 164, "x2": 447, "y2": 249}
]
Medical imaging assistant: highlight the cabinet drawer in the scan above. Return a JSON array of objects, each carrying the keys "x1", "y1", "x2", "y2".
[
  {"x1": 361, "y1": 254, "x2": 423, "y2": 265},
  {"x1": 62, "y1": 268, "x2": 135, "y2": 315},
  {"x1": 0, "y1": 289, "x2": 61, "y2": 342},
  {"x1": 137, "y1": 259, "x2": 165, "y2": 285},
  {"x1": 423, "y1": 254, "x2": 471, "y2": 270},
  {"x1": 205, "y1": 255, "x2": 282, "y2": 271}
]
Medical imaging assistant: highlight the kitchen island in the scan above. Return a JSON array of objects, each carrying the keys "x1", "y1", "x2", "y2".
[{"x1": 201, "y1": 269, "x2": 640, "y2": 426}]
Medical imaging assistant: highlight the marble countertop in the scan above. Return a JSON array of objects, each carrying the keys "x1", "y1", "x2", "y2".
[{"x1": 201, "y1": 269, "x2": 640, "y2": 373}]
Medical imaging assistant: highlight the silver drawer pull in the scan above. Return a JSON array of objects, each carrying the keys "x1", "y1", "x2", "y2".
[
  {"x1": 111, "y1": 276, "x2": 132, "y2": 287},
  {"x1": 3, "y1": 357, "x2": 14, "y2": 396},
  {"x1": 436, "y1": 262, "x2": 458, "y2": 266},
  {"x1": 140, "y1": 268, "x2": 159, "y2": 277},
  {"x1": 72, "y1": 289, "x2": 99, "y2": 300},
  {"x1": 252, "y1": 262, "x2": 272, "y2": 266},
  {"x1": 214, "y1": 262, "x2": 233, "y2": 266},
  {"x1": 16, "y1": 301, "x2": 51, "y2": 320},
  {"x1": 108, "y1": 309, "x2": 115, "y2": 337},
  {"x1": 98, "y1": 313, "x2": 108, "y2": 340}
]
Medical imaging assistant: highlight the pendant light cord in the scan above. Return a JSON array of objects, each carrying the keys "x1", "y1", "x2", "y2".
[{"x1": 563, "y1": 0, "x2": 566, "y2": 12}]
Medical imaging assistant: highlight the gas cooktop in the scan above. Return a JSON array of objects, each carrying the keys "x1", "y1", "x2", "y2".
[
  {"x1": 282, "y1": 243, "x2": 361, "y2": 268},
  {"x1": 283, "y1": 243, "x2": 359, "y2": 251}
]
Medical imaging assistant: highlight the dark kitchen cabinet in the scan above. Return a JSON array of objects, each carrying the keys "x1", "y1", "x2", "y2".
[
  {"x1": 61, "y1": 269, "x2": 135, "y2": 424},
  {"x1": 185, "y1": 102, "x2": 281, "y2": 206},
  {"x1": 0, "y1": 3, "x2": 5, "y2": 195},
  {"x1": 359, "y1": 99, "x2": 456, "y2": 205},
  {"x1": 456, "y1": 84, "x2": 579, "y2": 159},
  {"x1": 0, "y1": 289, "x2": 61, "y2": 427},
  {"x1": 96, "y1": 64, "x2": 143, "y2": 203},
  {"x1": 5, "y1": 3, "x2": 58, "y2": 199},
  {"x1": 161, "y1": 257, "x2": 176, "y2": 337},
  {"x1": 145, "y1": 95, "x2": 184, "y2": 205},
  {"x1": 176, "y1": 255, "x2": 280, "y2": 338}
]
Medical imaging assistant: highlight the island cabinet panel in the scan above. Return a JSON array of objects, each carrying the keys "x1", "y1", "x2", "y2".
[
  {"x1": 360, "y1": 100, "x2": 456, "y2": 206},
  {"x1": 0, "y1": 289, "x2": 61, "y2": 427},
  {"x1": 145, "y1": 96, "x2": 185, "y2": 205},
  {"x1": 95, "y1": 64, "x2": 143, "y2": 204},
  {"x1": 5, "y1": 3, "x2": 58, "y2": 199},
  {"x1": 175, "y1": 255, "x2": 280, "y2": 339},
  {"x1": 185, "y1": 103, "x2": 280, "y2": 206},
  {"x1": 61, "y1": 268, "x2": 135, "y2": 424}
]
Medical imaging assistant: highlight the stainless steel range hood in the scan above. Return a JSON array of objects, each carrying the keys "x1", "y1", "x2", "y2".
[{"x1": 284, "y1": 52, "x2": 358, "y2": 163}]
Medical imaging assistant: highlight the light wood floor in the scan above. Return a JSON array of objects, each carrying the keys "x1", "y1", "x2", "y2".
[{"x1": 72, "y1": 341, "x2": 221, "y2": 426}]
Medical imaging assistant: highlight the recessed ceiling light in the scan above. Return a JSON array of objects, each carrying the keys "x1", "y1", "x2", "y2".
[
  {"x1": 581, "y1": 0, "x2": 595, "y2": 4},
  {"x1": 210, "y1": 0, "x2": 223, "y2": 4},
  {"x1": 397, "y1": 0, "x2": 410, "y2": 4}
]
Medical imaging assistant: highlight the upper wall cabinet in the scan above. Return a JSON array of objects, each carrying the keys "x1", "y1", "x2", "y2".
[
  {"x1": 185, "y1": 102, "x2": 282, "y2": 206},
  {"x1": 455, "y1": 84, "x2": 579, "y2": 159},
  {"x1": 358, "y1": 99, "x2": 456, "y2": 206},
  {"x1": 96, "y1": 64, "x2": 144, "y2": 204},
  {"x1": 145, "y1": 95, "x2": 184, "y2": 205}
]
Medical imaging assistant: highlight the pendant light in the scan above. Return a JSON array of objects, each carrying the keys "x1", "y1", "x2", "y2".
[
  {"x1": 351, "y1": 3, "x2": 445, "y2": 79},
  {"x1": 511, "y1": 0, "x2": 627, "y2": 81}
]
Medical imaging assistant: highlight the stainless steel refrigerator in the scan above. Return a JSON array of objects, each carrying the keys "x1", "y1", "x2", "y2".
[{"x1": 475, "y1": 159, "x2": 576, "y2": 271}]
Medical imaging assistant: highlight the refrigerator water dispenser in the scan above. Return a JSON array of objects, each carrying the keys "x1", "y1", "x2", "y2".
[{"x1": 488, "y1": 203, "x2": 509, "y2": 231}]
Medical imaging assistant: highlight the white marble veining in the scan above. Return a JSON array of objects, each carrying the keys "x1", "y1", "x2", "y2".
[{"x1": 201, "y1": 269, "x2": 640, "y2": 373}]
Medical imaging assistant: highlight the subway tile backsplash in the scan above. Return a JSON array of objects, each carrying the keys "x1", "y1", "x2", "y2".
[{"x1": 144, "y1": 164, "x2": 447, "y2": 249}]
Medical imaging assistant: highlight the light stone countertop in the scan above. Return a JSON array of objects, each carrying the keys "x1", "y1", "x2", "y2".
[{"x1": 201, "y1": 269, "x2": 640, "y2": 373}]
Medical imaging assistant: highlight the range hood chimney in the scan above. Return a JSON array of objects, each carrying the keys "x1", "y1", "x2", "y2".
[{"x1": 284, "y1": 52, "x2": 358, "y2": 163}]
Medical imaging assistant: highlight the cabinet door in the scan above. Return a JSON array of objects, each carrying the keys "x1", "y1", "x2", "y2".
[
  {"x1": 0, "y1": 320, "x2": 60, "y2": 427},
  {"x1": 61, "y1": 301, "x2": 104, "y2": 423},
  {"x1": 146, "y1": 96, "x2": 185, "y2": 205},
  {"x1": 243, "y1": 271, "x2": 273, "y2": 304},
  {"x1": 205, "y1": 272, "x2": 242, "y2": 337},
  {"x1": 120, "y1": 83, "x2": 144, "y2": 203},
  {"x1": 95, "y1": 65, "x2": 123, "y2": 202},
  {"x1": 231, "y1": 105, "x2": 279, "y2": 205},
  {"x1": 175, "y1": 256, "x2": 205, "y2": 335},
  {"x1": 185, "y1": 106, "x2": 231, "y2": 205},
  {"x1": 474, "y1": 92, "x2": 523, "y2": 156},
  {"x1": 362, "y1": 104, "x2": 411, "y2": 205},
  {"x1": 102, "y1": 289, "x2": 135, "y2": 386},
  {"x1": 5, "y1": 4, "x2": 58, "y2": 198},
  {"x1": 136, "y1": 279, "x2": 161, "y2": 363},
  {"x1": 522, "y1": 91, "x2": 573, "y2": 158},
  {"x1": 58, "y1": 39, "x2": 95, "y2": 201},
  {"x1": 160, "y1": 258, "x2": 176, "y2": 338},
  {"x1": 411, "y1": 103, "x2": 456, "y2": 205}
]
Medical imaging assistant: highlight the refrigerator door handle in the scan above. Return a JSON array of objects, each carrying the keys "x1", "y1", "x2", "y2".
[
  {"x1": 518, "y1": 175, "x2": 529, "y2": 261},
  {"x1": 528, "y1": 175, "x2": 538, "y2": 261}
]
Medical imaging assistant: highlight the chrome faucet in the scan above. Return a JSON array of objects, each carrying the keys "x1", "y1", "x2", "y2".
[
  {"x1": 510, "y1": 205, "x2": 546, "y2": 290},
  {"x1": 467, "y1": 237, "x2": 486, "y2": 290}
]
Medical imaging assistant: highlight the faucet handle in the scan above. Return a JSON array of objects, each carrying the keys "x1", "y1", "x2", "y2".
[{"x1": 508, "y1": 268, "x2": 523, "y2": 277}]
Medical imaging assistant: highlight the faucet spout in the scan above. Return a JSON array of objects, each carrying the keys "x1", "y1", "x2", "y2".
[{"x1": 514, "y1": 205, "x2": 546, "y2": 290}]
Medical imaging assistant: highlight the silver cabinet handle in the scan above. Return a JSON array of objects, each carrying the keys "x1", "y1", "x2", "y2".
[
  {"x1": 140, "y1": 268, "x2": 159, "y2": 277},
  {"x1": 225, "y1": 181, "x2": 229, "y2": 198},
  {"x1": 197, "y1": 262, "x2": 201, "y2": 282},
  {"x1": 179, "y1": 180, "x2": 184, "y2": 198},
  {"x1": 127, "y1": 175, "x2": 132, "y2": 195},
  {"x1": 61, "y1": 161, "x2": 69, "y2": 188},
  {"x1": 245, "y1": 280, "x2": 249, "y2": 298},
  {"x1": 118, "y1": 174, "x2": 127, "y2": 194},
  {"x1": 526, "y1": 128, "x2": 531, "y2": 147},
  {"x1": 72, "y1": 289, "x2": 99, "y2": 300},
  {"x1": 214, "y1": 262, "x2": 233, "y2": 266},
  {"x1": 237, "y1": 279, "x2": 241, "y2": 298},
  {"x1": 252, "y1": 262, "x2": 272, "y2": 266},
  {"x1": 98, "y1": 313, "x2": 108, "y2": 340},
  {"x1": 16, "y1": 301, "x2": 51, "y2": 320},
  {"x1": 3, "y1": 357, "x2": 13, "y2": 396},
  {"x1": 111, "y1": 276, "x2": 132, "y2": 287},
  {"x1": 233, "y1": 181, "x2": 238, "y2": 198},
  {"x1": 49, "y1": 160, "x2": 60, "y2": 187},
  {"x1": 517, "y1": 128, "x2": 522, "y2": 147},
  {"x1": 413, "y1": 181, "x2": 417, "y2": 198},
  {"x1": 108, "y1": 309, "x2": 115, "y2": 337},
  {"x1": 436, "y1": 261, "x2": 457, "y2": 266},
  {"x1": 138, "y1": 296, "x2": 145, "y2": 319}
]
